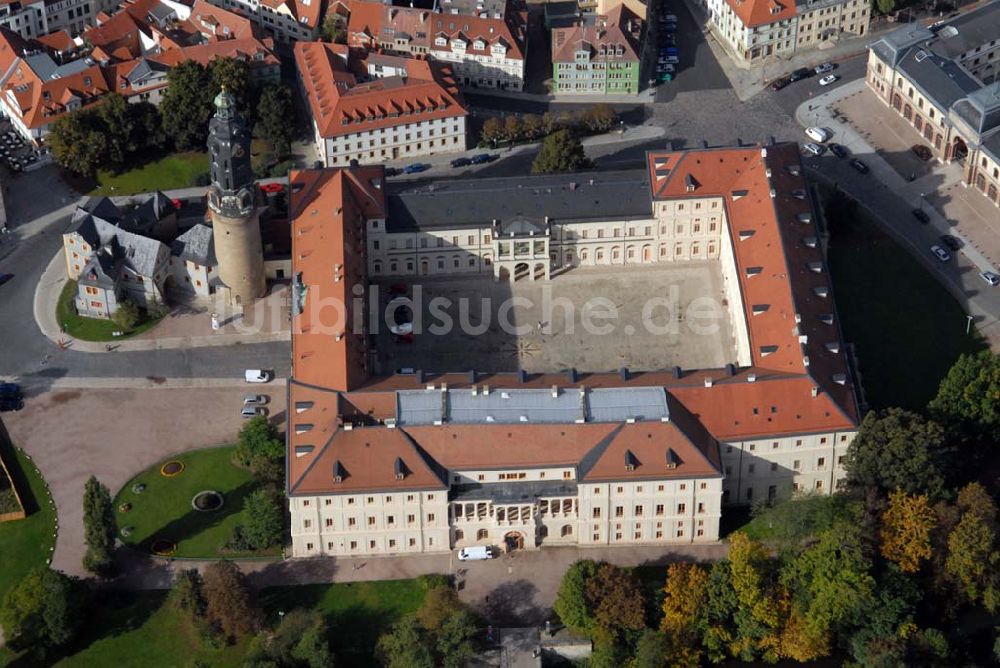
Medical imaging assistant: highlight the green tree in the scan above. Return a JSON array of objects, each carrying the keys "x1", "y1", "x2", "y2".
[
  {"x1": 698, "y1": 559, "x2": 740, "y2": 663},
  {"x1": 945, "y1": 482, "x2": 1000, "y2": 612},
  {"x1": 531, "y1": 129, "x2": 590, "y2": 174},
  {"x1": 210, "y1": 56, "x2": 252, "y2": 116},
  {"x1": 437, "y1": 608, "x2": 478, "y2": 668},
  {"x1": 929, "y1": 350, "x2": 1000, "y2": 432},
  {"x1": 0, "y1": 568, "x2": 83, "y2": 654},
  {"x1": 876, "y1": 0, "x2": 897, "y2": 15},
  {"x1": 255, "y1": 84, "x2": 294, "y2": 157},
  {"x1": 110, "y1": 299, "x2": 141, "y2": 332},
  {"x1": 82, "y1": 475, "x2": 117, "y2": 574},
  {"x1": 881, "y1": 490, "x2": 935, "y2": 573},
  {"x1": 98, "y1": 93, "x2": 137, "y2": 167},
  {"x1": 781, "y1": 520, "x2": 874, "y2": 658},
  {"x1": 247, "y1": 608, "x2": 333, "y2": 668},
  {"x1": 631, "y1": 629, "x2": 672, "y2": 668},
  {"x1": 844, "y1": 408, "x2": 952, "y2": 500},
  {"x1": 168, "y1": 569, "x2": 205, "y2": 619},
  {"x1": 131, "y1": 101, "x2": 166, "y2": 152},
  {"x1": 321, "y1": 13, "x2": 347, "y2": 43},
  {"x1": 416, "y1": 585, "x2": 461, "y2": 634},
  {"x1": 842, "y1": 567, "x2": 919, "y2": 666},
  {"x1": 376, "y1": 616, "x2": 435, "y2": 668},
  {"x1": 235, "y1": 414, "x2": 284, "y2": 480},
  {"x1": 48, "y1": 107, "x2": 108, "y2": 176},
  {"x1": 161, "y1": 60, "x2": 214, "y2": 150},
  {"x1": 553, "y1": 559, "x2": 600, "y2": 635},
  {"x1": 202, "y1": 561, "x2": 260, "y2": 642},
  {"x1": 240, "y1": 488, "x2": 285, "y2": 550}
]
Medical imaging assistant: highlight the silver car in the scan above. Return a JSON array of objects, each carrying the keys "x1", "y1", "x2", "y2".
[
  {"x1": 244, "y1": 394, "x2": 267, "y2": 406},
  {"x1": 930, "y1": 245, "x2": 951, "y2": 262},
  {"x1": 979, "y1": 271, "x2": 1000, "y2": 286},
  {"x1": 241, "y1": 406, "x2": 264, "y2": 418},
  {"x1": 814, "y1": 62, "x2": 834, "y2": 74}
]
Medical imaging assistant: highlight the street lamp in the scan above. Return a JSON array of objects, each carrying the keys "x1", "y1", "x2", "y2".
[{"x1": 966, "y1": 314, "x2": 974, "y2": 336}]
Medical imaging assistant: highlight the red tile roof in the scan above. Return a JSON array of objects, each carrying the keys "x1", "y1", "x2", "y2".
[
  {"x1": 294, "y1": 40, "x2": 467, "y2": 139},
  {"x1": 260, "y1": 0, "x2": 322, "y2": 30},
  {"x1": 725, "y1": 0, "x2": 796, "y2": 28},
  {"x1": 551, "y1": 4, "x2": 643, "y2": 63}
]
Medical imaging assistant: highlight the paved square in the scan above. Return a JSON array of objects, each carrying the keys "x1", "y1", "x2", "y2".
[{"x1": 373, "y1": 263, "x2": 736, "y2": 374}]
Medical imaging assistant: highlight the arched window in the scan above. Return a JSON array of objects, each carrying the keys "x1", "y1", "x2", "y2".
[
  {"x1": 455, "y1": 529, "x2": 464, "y2": 540},
  {"x1": 561, "y1": 524, "x2": 573, "y2": 537},
  {"x1": 477, "y1": 528, "x2": 488, "y2": 540}
]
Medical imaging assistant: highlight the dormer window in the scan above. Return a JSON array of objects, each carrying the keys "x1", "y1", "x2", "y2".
[
  {"x1": 435, "y1": 36, "x2": 446, "y2": 46},
  {"x1": 473, "y1": 40, "x2": 484, "y2": 50}
]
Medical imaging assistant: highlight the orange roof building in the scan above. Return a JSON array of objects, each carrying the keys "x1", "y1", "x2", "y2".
[
  {"x1": 551, "y1": 4, "x2": 643, "y2": 96},
  {"x1": 204, "y1": 0, "x2": 321, "y2": 43},
  {"x1": 283, "y1": 142, "x2": 861, "y2": 559},
  {"x1": 294, "y1": 40, "x2": 468, "y2": 167},
  {"x1": 345, "y1": 0, "x2": 528, "y2": 92}
]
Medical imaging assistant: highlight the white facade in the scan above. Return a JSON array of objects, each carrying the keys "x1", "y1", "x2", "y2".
[
  {"x1": 317, "y1": 115, "x2": 467, "y2": 167},
  {"x1": 0, "y1": 0, "x2": 115, "y2": 39},
  {"x1": 429, "y1": 38, "x2": 525, "y2": 91},
  {"x1": 207, "y1": 0, "x2": 318, "y2": 42}
]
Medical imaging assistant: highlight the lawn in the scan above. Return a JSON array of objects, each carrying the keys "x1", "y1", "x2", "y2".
[
  {"x1": 44, "y1": 579, "x2": 426, "y2": 667},
  {"x1": 56, "y1": 280, "x2": 164, "y2": 342},
  {"x1": 89, "y1": 152, "x2": 208, "y2": 196},
  {"x1": 825, "y1": 191, "x2": 986, "y2": 411},
  {"x1": 114, "y1": 446, "x2": 280, "y2": 559},
  {"x1": 259, "y1": 579, "x2": 427, "y2": 665},
  {"x1": 0, "y1": 446, "x2": 56, "y2": 604}
]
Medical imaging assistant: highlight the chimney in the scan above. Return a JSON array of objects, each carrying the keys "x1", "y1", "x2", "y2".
[
  {"x1": 747, "y1": 373, "x2": 757, "y2": 383},
  {"x1": 415, "y1": 369, "x2": 425, "y2": 384},
  {"x1": 619, "y1": 367, "x2": 630, "y2": 381},
  {"x1": 811, "y1": 386, "x2": 819, "y2": 397},
  {"x1": 725, "y1": 363, "x2": 736, "y2": 377},
  {"x1": 517, "y1": 369, "x2": 528, "y2": 383},
  {"x1": 551, "y1": 385, "x2": 560, "y2": 398},
  {"x1": 704, "y1": 376, "x2": 713, "y2": 387},
  {"x1": 483, "y1": 384, "x2": 491, "y2": 395},
  {"x1": 468, "y1": 369, "x2": 477, "y2": 383},
  {"x1": 566, "y1": 368, "x2": 578, "y2": 383},
  {"x1": 672, "y1": 365, "x2": 682, "y2": 379}
]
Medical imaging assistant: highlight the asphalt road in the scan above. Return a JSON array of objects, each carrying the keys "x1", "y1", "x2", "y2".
[{"x1": 0, "y1": 209, "x2": 289, "y2": 385}]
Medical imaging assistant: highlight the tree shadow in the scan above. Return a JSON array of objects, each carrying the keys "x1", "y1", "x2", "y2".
[
  {"x1": 0, "y1": 419, "x2": 39, "y2": 515},
  {"x1": 474, "y1": 578, "x2": 543, "y2": 627},
  {"x1": 135, "y1": 480, "x2": 258, "y2": 555}
]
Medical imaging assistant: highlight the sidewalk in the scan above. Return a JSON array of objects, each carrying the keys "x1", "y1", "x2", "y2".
[{"x1": 680, "y1": 0, "x2": 884, "y2": 101}]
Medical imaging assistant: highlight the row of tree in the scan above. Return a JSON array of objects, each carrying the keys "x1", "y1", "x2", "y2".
[
  {"x1": 227, "y1": 415, "x2": 287, "y2": 552},
  {"x1": 480, "y1": 104, "x2": 618, "y2": 147},
  {"x1": 551, "y1": 349, "x2": 1000, "y2": 666},
  {"x1": 49, "y1": 57, "x2": 294, "y2": 177}
]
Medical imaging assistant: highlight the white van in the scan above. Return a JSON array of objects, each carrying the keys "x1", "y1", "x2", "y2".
[
  {"x1": 457, "y1": 546, "x2": 495, "y2": 561},
  {"x1": 805, "y1": 127, "x2": 830, "y2": 143},
  {"x1": 244, "y1": 369, "x2": 272, "y2": 383}
]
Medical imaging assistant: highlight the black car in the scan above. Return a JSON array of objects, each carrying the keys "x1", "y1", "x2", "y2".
[
  {"x1": 450, "y1": 157, "x2": 471, "y2": 168},
  {"x1": 828, "y1": 143, "x2": 848, "y2": 158},
  {"x1": 470, "y1": 153, "x2": 495, "y2": 165},
  {"x1": 849, "y1": 158, "x2": 869, "y2": 174},
  {"x1": 660, "y1": 34, "x2": 676, "y2": 46},
  {"x1": 770, "y1": 77, "x2": 790, "y2": 91},
  {"x1": 0, "y1": 382, "x2": 20, "y2": 398},
  {"x1": 940, "y1": 234, "x2": 962, "y2": 251},
  {"x1": 788, "y1": 67, "x2": 811, "y2": 82},
  {"x1": 0, "y1": 397, "x2": 23, "y2": 412},
  {"x1": 385, "y1": 167, "x2": 402, "y2": 176},
  {"x1": 912, "y1": 209, "x2": 930, "y2": 224}
]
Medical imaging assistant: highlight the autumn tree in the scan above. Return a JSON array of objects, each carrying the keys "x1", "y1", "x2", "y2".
[
  {"x1": 844, "y1": 408, "x2": 952, "y2": 501},
  {"x1": 480, "y1": 116, "x2": 504, "y2": 146},
  {"x1": 531, "y1": 129, "x2": 590, "y2": 174},
  {"x1": 585, "y1": 562, "x2": 646, "y2": 638},
  {"x1": 521, "y1": 113, "x2": 543, "y2": 140},
  {"x1": 503, "y1": 115, "x2": 523, "y2": 142},
  {"x1": 580, "y1": 103, "x2": 617, "y2": 133},
  {"x1": 660, "y1": 562, "x2": 709, "y2": 666},
  {"x1": 416, "y1": 586, "x2": 461, "y2": 634},
  {"x1": 202, "y1": 561, "x2": 260, "y2": 642},
  {"x1": 945, "y1": 482, "x2": 1000, "y2": 612},
  {"x1": 728, "y1": 532, "x2": 786, "y2": 662},
  {"x1": 929, "y1": 350, "x2": 1000, "y2": 433},
  {"x1": 881, "y1": 490, "x2": 935, "y2": 573}
]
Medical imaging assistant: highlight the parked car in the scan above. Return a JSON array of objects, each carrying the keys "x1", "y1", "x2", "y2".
[
  {"x1": 805, "y1": 126, "x2": 831, "y2": 143},
  {"x1": 818, "y1": 74, "x2": 839, "y2": 86},
  {"x1": 788, "y1": 67, "x2": 811, "y2": 82},
  {"x1": 663, "y1": 47, "x2": 679, "y2": 56},
  {"x1": 0, "y1": 382, "x2": 21, "y2": 398},
  {"x1": 470, "y1": 153, "x2": 495, "y2": 164},
  {"x1": 939, "y1": 234, "x2": 962, "y2": 251},
  {"x1": 241, "y1": 406, "x2": 265, "y2": 418},
  {"x1": 912, "y1": 208, "x2": 930, "y2": 224},
  {"x1": 930, "y1": 245, "x2": 951, "y2": 262},
  {"x1": 403, "y1": 163, "x2": 428, "y2": 174},
  {"x1": 658, "y1": 63, "x2": 676, "y2": 73},
  {"x1": 911, "y1": 144, "x2": 932, "y2": 161},
  {"x1": 660, "y1": 55, "x2": 679, "y2": 64},
  {"x1": 458, "y1": 546, "x2": 496, "y2": 561},
  {"x1": 0, "y1": 273, "x2": 12, "y2": 286},
  {"x1": 849, "y1": 158, "x2": 869, "y2": 174},
  {"x1": 770, "y1": 77, "x2": 791, "y2": 91},
  {"x1": 814, "y1": 62, "x2": 834, "y2": 74},
  {"x1": 244, "y1": 394, "x2": 267, "y2": 406},
  {"x1": 804, "y1": 142, "x2": 826, "y2": 156},
  {"x1": 244, "y1": 369, "x2": 272, "y2": 383},
  {"x1": 664, "y1": 13, "x2": 678, "y2": 21},
  {"x1": 828, "y1": 143, "x2": 848, "y2": 158},
  {"x1": 0, "y1": 397, "x2": 24, "y2": 412},
  {"x1": 660, "y1": 34, "x2": 676, "y2": 46},
  {"x1": 979, "y1": 271, "x2": 1000, "y2": 286},
  {"x1": 385, "y1": 167, "x2": 402, "y2": 176},
  {"x1": 450, "y1": 157, "x2": 471, "y2": 168},
  {"x1": 260, "y1": 182, "x2": 284, "y2": 194}
]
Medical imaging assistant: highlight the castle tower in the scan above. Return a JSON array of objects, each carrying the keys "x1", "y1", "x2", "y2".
[{"x1": 207, "y1": 87, "x2": 265, "y2": 307}]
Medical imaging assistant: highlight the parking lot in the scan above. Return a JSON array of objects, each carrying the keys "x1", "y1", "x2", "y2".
[
  {"x1": 372, "y1": 263, "x2": 737, "y2": 375},
  {"x1": 0, "y1": 117, "x2": 43, "y2": 173}
]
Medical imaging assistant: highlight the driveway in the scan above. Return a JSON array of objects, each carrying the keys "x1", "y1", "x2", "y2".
[{"x1": 2, "y1": 385, "x2": 287, "y2": 577}]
